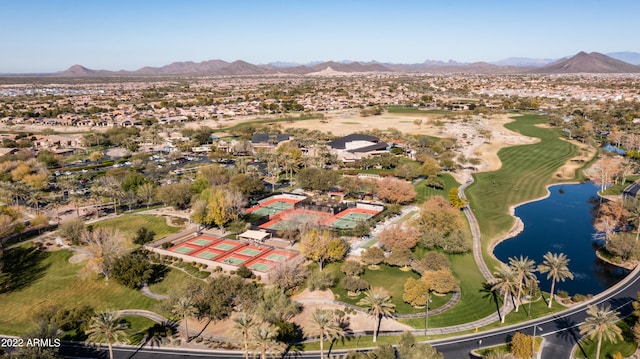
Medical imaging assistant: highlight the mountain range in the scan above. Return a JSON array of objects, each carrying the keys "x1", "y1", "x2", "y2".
[{"x1": 39, "y1": 51, "x2": 640, "y2": 77}]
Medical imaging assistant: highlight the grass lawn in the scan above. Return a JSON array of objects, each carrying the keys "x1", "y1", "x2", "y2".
[
  {"x1": 601, "y1": 175, "x2": 640, "y2": 196},
  {"x1": 465, "y1": 114, "x2": 588, "y2": 268},
  {"x1": 328, "y1": 264, "x2": 451, "y2": 315},
  {"x1": 147, "y1": 268, "x2": 202, "y2": 295},
  {"x1": 90, "y1": 214, "x2": 183, "y2": 242},
  {"x1": 414, "y1": 174, "x2": 460, "y2": 203},
  {"x1": 573, "y1": 317, "x2": 638, "y2": 359},
  {"x1": 0, "y1": 245, "x2": 161, "y2": 336},
  {"x1": 212, "y1": 113, "x2": 322, "y2": 133}
]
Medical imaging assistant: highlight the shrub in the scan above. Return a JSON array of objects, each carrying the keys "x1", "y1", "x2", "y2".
[
  {"x1": 133, "y1": 227, "x2": 156, "y2": 245},
  {"x1": 162, "y1": 242, "x2": 173, "y2": 249},
  {"x1": 557, "y1": 290, "x2": 569, "y2": 298},
  {"x1": 307, "y1": 271, "x2": 335, "y2": 291},
  {"x1": 235, "y1": 264, "x2": 253, "y2": 279}
]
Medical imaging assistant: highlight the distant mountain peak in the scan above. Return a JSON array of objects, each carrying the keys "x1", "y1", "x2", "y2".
[{"x1": 533, "y1": 51, "x2": 640, "y2": 73}]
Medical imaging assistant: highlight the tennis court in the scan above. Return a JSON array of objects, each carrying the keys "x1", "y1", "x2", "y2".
[
  {"x1": 170, "y1": 244, "x2": 197, "y2": 254},
  {"x1": 265, "y1": 253, "x2": 289, "y2": 262},
  {"x1": 222, "y1": 256, "x2": 245, "y2": 265},
  {"x1": 249, "y1": 262, "x2": 272, "y2": 272},
  {"x1": 239, "y1": 248, "x2": 263, "y2": 257},
  {"x1": 190, "y1": 237, "x2": 216, "y2": 246},
  {"x1": 328, "y1": 208, "x2": 379, "y2": 229},
  {"x1": 196, "y1": 251, "x2": 219, "y2": 259},
  {"x1": 214, "y1": 242, "x2": 239, "y2": 251}
]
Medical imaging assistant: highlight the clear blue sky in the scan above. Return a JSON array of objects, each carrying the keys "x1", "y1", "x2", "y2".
[{"x1": 2, "y1": 0, "x2": 638, "y2": 73}]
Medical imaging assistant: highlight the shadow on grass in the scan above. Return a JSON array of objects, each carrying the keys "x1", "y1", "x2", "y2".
[{"x1": 0, "y1": 246, "x2": 50, "y2": 294}]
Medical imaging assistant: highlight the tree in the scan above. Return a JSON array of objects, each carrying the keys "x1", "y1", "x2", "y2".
[
  {"x1": 155, "y1": 182, "x2": 192, "y2": 210},
  {"x1": 172, "y1": 297, "x2": 197, "y2": 342},
  {"x1": 490, "y1": 266, "x2": 517, "y2": 323},
  {"x1": 376, "y1": 177, "x2": 417, "y2": 204},
  {"x1": 299, "y1": 229, "x2": 347, "y2": 271},
  {"x1": 397, "y1": 331, "x2": 443, "y2": 359},
  {"x1": 385, "y1": 247, "x2": 414, "y2": 270},
  {"x1": 341, "y1": 275, "x2": 370, "y2": 294},
  {"x1": 341, "y1": 260, "x2": 364, "y2": 277},
  {"x1": 605, "y1": 233, "x2": 637, "y2": 261},
  {"x1": 423, "y1": 268, "x2": 458, "y2": 294},
  {"x1": 133, "y1": 227, "x2": 156, "y2": 245},
  {"x1": 306, "y1": 309, "x2": 345, "y2": 358},
  {"x1": 510, "y1": 331, "x2": 533, "y2": 359},
  {"x1": 85, "y1": 311, "x2": 130, "y2": 359},
  {"x1": 508, "y1": 256, "x2": 536, "y2": 312},
  {"x1": 193, "y1": 186, "x2": 247, "y2": 229},
  {"x1": 377, "y1": 224, "x2": 420, "y2": 251},
  {"x1": 229, "y1": 311, "x2": 254, "y2": 359},
  {"x1": 579, "y1": 305, "x2": 623, "y2": 359},
  {"x1": 230, "y1": 173, "x2": 265, "y2": 196},
  {"x1": 420, "y1": 157, "x2": 442, "y2": 177},
  {"x1": 626, "y1": 200, "x2": 640, "y2": 242},
  {"x1": 403, "y1": 277, "x2": 431, "y2": 307},
  {"x1": 448, "y1": 188, "x2": 465, "y2": 208},
  {"x1": 537, "y1": 252, "x2": 574, "y2": 308},
  {"x1": 58, "y1": 218, "x2": 86, "y2": 245},
  {"x1": 110, "y1": 252, "x2": 155, "y2": 289},
  {"x1": 268, "y1": 258, "x2": 308, "y2": 293},
  {"x1": 250, "y1": 323, "x2": 285, "y2": 359},
  {"x1": 590, "y1": 156, "x2": 621, "y2": 192},
  {"x1": 357, "y1": 287, "x2": 396, "y2": 343},
  {"x1": 415, "y1": 196, "x2": 470, "y2": 253},
  {"x1": 361, "y1": 247, "x2": 385, "y2": 268},
  {"x1": 411, "y1": 251, "x2": 450, "y2": 274},
  {"x1": 83, "y1": 227, "x2": 126, "y2": 281},
  {"x1": 136, "y1": 182, "x2": 156, "y2": 208},
  {"x1": 14, "y1": 321, "x2": 62, "y2": 359}
]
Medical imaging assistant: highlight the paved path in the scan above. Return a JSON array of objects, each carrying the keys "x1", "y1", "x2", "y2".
[
  {"x1": 141, "y1": 283, "x2": 170, "y2": 300},
  {"x1": 459, "y1": 176, "x2": 493, "y2": 281}
]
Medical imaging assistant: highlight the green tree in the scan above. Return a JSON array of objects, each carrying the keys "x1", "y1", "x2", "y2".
[
  {"x1": 133, "y1": 227, "x2": 156, "y2": 245},
  {"x1": 306, "y1": 309, "x2": 345, "y2": 358},
  {"x1": 537, "y1": 252, "x2": 574, "y2": 308},
  {"x1": 508, "y1": 256, "x2": 536, "y2": 313},
  {"x1": 110, "y1": 252, "x2": 155, "y2": 289},
  {"x1": 171, "y1": 297, "x2": 197, "y2": 342},
  {"x1": 58, "y1": 218, "x2": 86, "y2": 245},
  {"x1": 397, "y1": 331, "x2": 443, "y2": 359},
  {"x1": 250, "y1": 323, "x2": 285, "y2": 359},
  {"x1": 490, "y1": 266, "x2": 517, "y2": 323},
  {"x1": 579, "y1": 305, "x2": 623, "y2": 359},
  {"x1": 228, "y1": 311, "x2": 255, "y2": 359},
  {"x1": 85, "y1": 312, "x2": 130, "y2": 359},
  {"x1": 357, "y1": 287, "x2": 396, "y2": 342},
  {"x1": 155, "y1": 182, "x2": 192, "y2": 210}
]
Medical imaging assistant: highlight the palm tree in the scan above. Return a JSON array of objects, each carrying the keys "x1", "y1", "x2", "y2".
[
  {"x1": 357, "y1": 287, "x2": 396, "y2": 342},
  {"x1": 490, "y1": 266, "x2": 518, "y2": 323},
  {"x1": 250, "y1": 323, "x2": 285, "y2": 359},
  {"x1": 306, "y1": 309, "x2": 345, "y2": 358},
  {"x1": 229, "y1": 311, "x2": 254, "y2": 359},
  {"x1": 172, "y1": 297, "x2": 197, "y2": 342},
  {"x1": 508, "y1": 255, "x2": 537, "y2": 312},
  {"x1": 85, "y1": 311, "x2": 130, "y2": 359},
  {"x1": 537, "y1": 252, "x2": 574, "y2": 308},
  {"x1": 579, "y1": 304, "x2": 623, "y2": 359}
]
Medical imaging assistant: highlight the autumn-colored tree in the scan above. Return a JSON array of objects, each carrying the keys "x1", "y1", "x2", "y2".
[
  {"x1": 590, "y1": 156, "x2": 621, "y2": 192},
  {"x1": 420, "y1": 157, "x2": 441, "y2": 177},
  {"x1": 448, "y1": 188, "x2": 465, "y2": 208},
  {"x1": 341, "y1": 260, "x2": 364, "y2": 277},
  {"x1": 83, "y1": 227, "x2": 126, "y2": 281},
  {"x1": 192, "y1": 186, "x2": 247, "y2": 229},
  {"x1": 411, "y1": 251, "x2": 450, "y2": 274},
  {"x1": 377, "y1": 224, "x2": 420, "y2": 251},
  {"x1": 423, "y1": 268, "x2": 458, "y2": 294},
  {"x1": 299, "y1": 229, "x2": 347, "y2": 271},
  {"x1": 361, "y1": 247, "x2": 385, "y2": 267},
  {"x1": 415, "y1": 196, "x2": 470, "y2": 253},
  {"x1": 403, "y1": 277, "x2": 431, "y2": 307},
  {"x1": 376, "y1": 177, "x2": 417, "y2": 204},
  {"x1": 510, "y1": 331, "x2": 533, "y2": 359},
  {"x1": 385, "y1": 247, "x2": 414, "y2": 269}
]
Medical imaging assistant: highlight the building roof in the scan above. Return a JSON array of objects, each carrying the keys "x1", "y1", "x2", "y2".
[
  {"x1": 348, "y1": 142, "x2": 389, "y2": 153},
  {"x1": 327, "y1": 134, "x2": 379, "y2": 149},
  {"x1": 238, "y1": 230, "x2": 271, "y2": 241},
  {"x1": 251, "y1": 133, "x2": 293, "y2": 144}
]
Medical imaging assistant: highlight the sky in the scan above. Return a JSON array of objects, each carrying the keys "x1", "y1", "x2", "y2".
[{"x1": 2, "y1": 0, "x2": 639, "y2": 73}]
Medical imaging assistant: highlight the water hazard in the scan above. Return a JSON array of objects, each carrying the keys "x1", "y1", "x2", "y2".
[{"x1": 493, "y1": 182, "x2": 630, "y2": 296}]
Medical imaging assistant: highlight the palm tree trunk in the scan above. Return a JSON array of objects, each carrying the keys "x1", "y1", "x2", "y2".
[
  {"x1": 184, "y1": 314, "x2": 189, "y2": 342},
  {"x1": 596, "y1": 332, "x2": 602, "y2": 359},
  {"x1": 515, "y1": 282, "x2": 523, "y2": 312},
  {"x1": 320, "y1": 332, "x2": 324, "y2": 358},
  {"x1": 108, "y1": 342, "x2": 114, "y2": 359},
  {"x1": 243, "y1": 337, "x2": 249, "y2": 359},
  {"x1": 501, "y1": 292, "x2": 508, "y2": 323},
  {"x1": 373, "y1": 315, "x2": 380, "y2": 342},
  {"x1": 548, "y1": 279, "x2": 556, "y2": 308},
  {"x1": 636, "y1": 218, "x2": 639, "y2": 242}
]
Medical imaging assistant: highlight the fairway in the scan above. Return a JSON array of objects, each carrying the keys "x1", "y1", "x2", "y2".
[{"x1": 465, "y1": 114, "x2": 586, "y2": 267}]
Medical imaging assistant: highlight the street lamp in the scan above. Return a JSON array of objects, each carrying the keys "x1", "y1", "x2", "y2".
[
  {"x1": 424, "y1": 297, "x2": 433, "y2": 336},
  {"x1": 532, "y1": 325, "x2": 543, "y2": 359}
]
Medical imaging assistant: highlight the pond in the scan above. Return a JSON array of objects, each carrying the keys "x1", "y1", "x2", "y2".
[{"x1": 493, "y1": 182, "x2": 630, "y2": 296}]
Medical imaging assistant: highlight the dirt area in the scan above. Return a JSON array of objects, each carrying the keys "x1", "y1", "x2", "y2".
[{"x1": 187, "y1": 289, "x2": 413, "y2": 340}]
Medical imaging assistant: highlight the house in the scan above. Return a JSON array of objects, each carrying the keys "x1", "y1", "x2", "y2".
[
  {"x1": 327, "y1": 134, "x2": 389, "y2": 162},
  {"x1": 251, "y1": 134, "x2": 293, "y2": 151}
]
